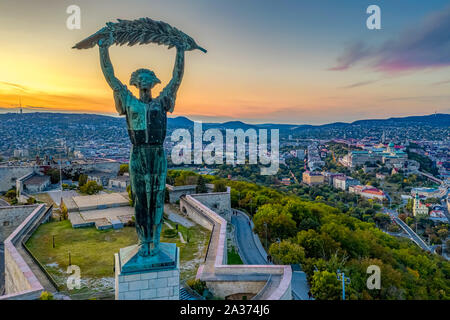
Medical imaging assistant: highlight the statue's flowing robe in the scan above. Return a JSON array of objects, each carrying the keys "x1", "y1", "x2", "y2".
[{"x1": 115, "y1": 84, "x2": 175, "y2": 256}]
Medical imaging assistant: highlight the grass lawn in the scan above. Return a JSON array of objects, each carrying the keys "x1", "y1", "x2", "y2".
[
  {"x1": 26, "y1": 218, "x2": 210, "y2": 298},
  {"x1": 227, "y1": 247, "x2": 243, "y2": 265}
]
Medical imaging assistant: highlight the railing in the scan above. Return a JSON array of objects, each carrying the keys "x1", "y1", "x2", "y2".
[
  {"x1": 180, "y1": 196, "x2": 216, "y2": 263},
  {"x1": 21, "y1": 242, "x2": 61, "y2": 291},
  {"x1": 20, "y1": 204, "x2": 61, "y2": 291},
  {"x1": 180, "y1": 279, "x2": 206, "y2": 300},
  {"x1": 251, "y1": 274, "x2": 272, "y2": 300}
]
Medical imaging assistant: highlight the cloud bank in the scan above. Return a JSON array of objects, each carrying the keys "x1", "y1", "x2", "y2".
[{"x1": 330, "y1": 6, "x2": 450, "y2": 73}]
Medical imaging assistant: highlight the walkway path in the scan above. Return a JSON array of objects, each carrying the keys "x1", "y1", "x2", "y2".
[
  {"x1": 385, "y1": 208, "x2": 431, "y2": 252},
  {"x1": 231, "y1": 209, "x2": 311, "y2": 300},
  {"x1": 231, "y1": 211, "x2": 267, "y2": 265},
  {"x1": 164, "y1": 204, "x2": 194, "y2": 228}
]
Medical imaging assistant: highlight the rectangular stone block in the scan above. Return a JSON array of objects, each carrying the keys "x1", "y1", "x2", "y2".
[
  {"x1": 141, "y1": 288, "x2": 157, "y2": 299},
  {"x1": 157, "y1": 287, "x2": 170, "y2": 297},
  {"x1": 123, "y1": 274, "x2": 141, "y2": 282},
  {"x1": 148, "y1": 277, "x2": 167, "y2": 289},
  {"x1": 129, "y1": 280, "x2": 148, "y2": 291},
  {"x1": 167, "y1": 276, "x2": 178, "y2": 286},
  {"x1": 141, "y1": 272, "x2": 158, "y2": 280},
  {"x1": 118, "y1": 282, "x2": 129, "y2": 292},
  {"x1": 157, "y1": 270, "x2": 173, "y2": 278},
  {"x1": 124, "y1": 291, "x2": 140, "y2": 300}
]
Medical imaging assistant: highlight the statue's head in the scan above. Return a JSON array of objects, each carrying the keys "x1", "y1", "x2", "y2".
[{"x1": 130, "y1": 68, "x2": 161, "y2": 90}]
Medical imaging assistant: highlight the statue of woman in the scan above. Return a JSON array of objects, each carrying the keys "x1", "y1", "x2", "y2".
[{"x1": 98, "y1": 35, "x2": 185, "y2": 257}]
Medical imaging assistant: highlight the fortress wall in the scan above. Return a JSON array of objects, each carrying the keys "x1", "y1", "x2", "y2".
[
  {"x1": 181, "y1": 193, "x2": 292, "y2": 300},
  {"x1": 166, "y1": 184, "x2": 214, "y2": 203},
  {"x1": 205, "y1": 280, "x2": 266, "y2": 298},
  {"x1": 0, "y1": 205, "x2": 40, "y2": 242},
  {"x1": 0, "y1": 167, "x2": 34, "y2": 193},
  {"x1": 0, "y1": 204, "x2": 50, "y2": 300},
  {"x1": 191, "y1": 188, "x2": 231, "y2": 221}
]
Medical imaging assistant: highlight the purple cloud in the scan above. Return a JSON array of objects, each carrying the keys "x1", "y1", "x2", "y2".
[
  {"x1": 341, "y1": 79, "x2": 378, "y2": 89},
  {"x1": 330, "y1": 6, "x2": 450, "y2": 73}
]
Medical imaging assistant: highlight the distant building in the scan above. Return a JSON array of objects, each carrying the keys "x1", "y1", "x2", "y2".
[
  {"x1": 333, "y1": 176, "x2": 360, "y2": 191},
  {"x1": 13, "y1": 149, "x2": 29, "y2": 158},
  {"x1": 349, "y1": 185, "x2": 386, "y2": 200},
  {"x1": 341, "y1": 142, "x2": 408, "y2": 168},
  {"x1": 108, "y1": 175, "x2": 130, "y2": 190},
  {"x1": 87, "y1": 170, "x2": 116, "y2": 187},
  {"x1": 302, "y1": 171, "x2": 324, "y2": 186},
  {"x1": 413, "y1": 193, "x2": 429, "y2": 216},
  {"x1": 281, "y1": 177, "x2": 291, "y2": 186},
  {"x1": 296, "y1": 150, "x2": 305, "y2": 160},
  {"x1": 376, "y1": 173, "x2": 387, "y2": 180},
  {"x1": 411, "y1": 187, "x2": 445, "y2": 199},
  {"x1": 16, "y1": 171, "x2": 51, "y2": 203},
  {"x1": 321, "y1": 172, "x2": 345, "y2": 185}
]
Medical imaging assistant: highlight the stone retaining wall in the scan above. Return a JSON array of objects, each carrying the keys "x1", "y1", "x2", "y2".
[
  {"x1": 182, "y1": 194, "x2": 292, "y2": 300},
  {"x1": 0, "y1": 204, "x2": 49, "y2": 300}
]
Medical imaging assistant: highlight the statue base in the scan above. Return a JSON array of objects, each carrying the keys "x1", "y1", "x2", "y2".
[{"x1": 115, "y1": 243, "x2": 180, "y2": 300}]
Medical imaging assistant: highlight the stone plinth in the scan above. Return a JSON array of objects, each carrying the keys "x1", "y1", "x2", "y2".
[{"x1": 115, "y1": 243, "x2": 180, "y2": 300}]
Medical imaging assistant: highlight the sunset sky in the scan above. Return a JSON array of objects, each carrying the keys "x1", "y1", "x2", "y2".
[{"x1": 0, "y1": 0, "x2": 449, "y2": 124}]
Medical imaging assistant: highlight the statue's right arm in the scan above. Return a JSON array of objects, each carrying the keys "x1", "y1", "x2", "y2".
[
  {"x1": 99, "y1": 43, "x2": 127, "y2": 115},
  {"x1": 99, "y1": 45, "x2": 123, "y2": 91}
]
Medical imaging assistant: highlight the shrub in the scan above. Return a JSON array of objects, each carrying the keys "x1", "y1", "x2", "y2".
[
  {"x1": 186, "y1": 279, "x2": 207, "y2": 295},
  {"x1": 26, "y1": 197, "x2": 37, "y2": 204},
  {"x1": 5, "y1": 189, "x2": 16, "y2": 199},
  {"x1": 163, "y1": 228, "x2": 177, "y2": 238},
  {"x1": 60, "y1": 201, "x2": 68, "y2": 220},
  {"x1": 39, "y1": 291, "x2": 54, "y2": 300}
]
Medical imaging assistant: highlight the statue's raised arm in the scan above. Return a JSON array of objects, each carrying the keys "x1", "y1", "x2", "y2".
[
  {"x1": 98, "y1": 36, "x2": 128, "y2": 115},
  {"x1": 158, "y1": 47, "x2": 185, "y2": 113}
]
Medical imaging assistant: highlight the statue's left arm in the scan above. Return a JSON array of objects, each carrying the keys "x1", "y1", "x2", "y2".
[{"x1": 158, "y1": 48, "x2": 185, "y2": 113}]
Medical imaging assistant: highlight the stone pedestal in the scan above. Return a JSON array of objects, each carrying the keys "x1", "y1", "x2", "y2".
[{"x1": 115, "y1": 243, "x2": 180, "y2": 300}]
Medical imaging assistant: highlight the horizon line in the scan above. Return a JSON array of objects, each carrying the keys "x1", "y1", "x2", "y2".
[{"x1": 0, "y1": 109, "x2": 448, "y2": 127}]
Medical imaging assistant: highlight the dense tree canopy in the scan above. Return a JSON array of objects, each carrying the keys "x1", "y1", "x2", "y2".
[{"x1": 169, "y1": 170, "x2": 450, "y2": 300}]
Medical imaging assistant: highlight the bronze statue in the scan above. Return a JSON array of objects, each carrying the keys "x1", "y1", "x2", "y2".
[{"x1": 74, "y1": 18, "x2": 206, "y2": 258}]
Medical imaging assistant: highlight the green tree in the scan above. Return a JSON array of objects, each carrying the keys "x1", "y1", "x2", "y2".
[
  {"x1": 164, "y1": 187, "x2": 170, "y2": 203},
  {"x1": 46, "y1": 168, "x2": 61, "y2": 184},
  {"x1": 79, "y1": 181, "x2": 103, "y2": 195},
  {"x1": 310, "y1": 270, "x2": 341, "y2": 300},
  {"x1": 127, "y1": 185, "x2": 134, "y2": 206},
  {"x1": 119, "y1": 164, "x2": 129, "y2": 175},
  {"x1": 196, "y1": 175, "x2": 208, "y2": 193},
  {"x1": 213, "y1": 180, "x2": 227, "y2": 192},
  {"x1": 78, "y1": 174, "x2": 88, "y2": 187},
  {"x1": 374, "y1": 213, "x2": 391, "y2": 229},
  {"x1": 269, "y1": 240, "x2": 305, "y2": 264}
]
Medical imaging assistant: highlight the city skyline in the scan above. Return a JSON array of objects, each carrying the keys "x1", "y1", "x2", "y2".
[{"x1": 0, "y1": 0, "x2": 449, "y2": 124}]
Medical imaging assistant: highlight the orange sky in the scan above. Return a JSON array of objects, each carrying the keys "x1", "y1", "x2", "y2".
[{"x1": 0, "y1": 0, "x2": 449, "y2": 124}]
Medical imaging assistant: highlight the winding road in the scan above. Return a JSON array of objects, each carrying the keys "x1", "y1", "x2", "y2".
[
  {"x1": 231, "y1": 211, "x2": 268, "y2": 265},
  {"x1": 231, "y1": 209, "x2": 312, "y2": 300}
]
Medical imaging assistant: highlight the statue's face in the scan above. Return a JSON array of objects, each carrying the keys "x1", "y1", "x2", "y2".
[{"x1": 130, "y1": 69, "x2": 161, "y2": 90}]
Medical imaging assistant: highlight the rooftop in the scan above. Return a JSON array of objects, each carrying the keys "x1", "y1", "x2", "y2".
[{"x1": 24, "y1": 174, "x2": 50, "y2": 186}]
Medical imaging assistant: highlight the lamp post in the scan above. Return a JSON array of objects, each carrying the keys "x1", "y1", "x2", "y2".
[
  {"x1": 264, "y1": 222, "x2": 268, "y2": 250},
  {"x1": 238, "y1": 192, "x2": 241, "y2": 210},
  {"x1": 59, "y1": 157, "x2": 63, "y2": 206},
  {"x1": 337, "y1": 269, "x2": 350, "y2": 300}
]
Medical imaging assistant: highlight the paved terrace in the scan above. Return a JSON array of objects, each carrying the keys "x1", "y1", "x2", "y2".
[{"x1": 182, "y1": 195, "x2": 292, "y2": 300}]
